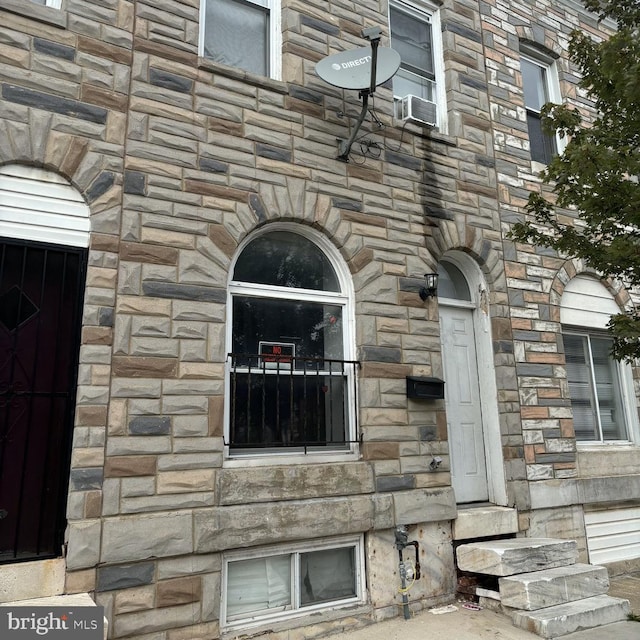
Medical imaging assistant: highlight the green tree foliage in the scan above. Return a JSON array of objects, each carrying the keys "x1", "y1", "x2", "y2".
[{"x1": 509, "y1": 0, "x2": 640, "y2": 361}]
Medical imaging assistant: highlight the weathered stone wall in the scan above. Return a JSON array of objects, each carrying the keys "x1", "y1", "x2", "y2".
[
  {"x1": 484, "y1": 0, "x2": 640, "y2": 538},
  {"x1": 0, "y1": 0, "x2": 130, "y2": 601},
  {"x1": 1, "y1": 0, "x2": 638, "y2": 638}
]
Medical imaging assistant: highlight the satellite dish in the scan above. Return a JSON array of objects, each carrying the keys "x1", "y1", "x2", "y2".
[{"x1": 316, "y1": 46, "x2": 401, "y2": 91}]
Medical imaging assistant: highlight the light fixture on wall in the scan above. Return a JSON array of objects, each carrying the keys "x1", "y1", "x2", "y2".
[
  {"x1": 419, "y1": 273, "x2": 439, "y2": 301},
  {"x1": 429, "y1": 456, "x2": 442, "y2": 471}
]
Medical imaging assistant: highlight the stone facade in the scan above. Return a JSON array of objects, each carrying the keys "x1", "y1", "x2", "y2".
[{"x1": 0, "y1": 0, "x2": 638, "y2": 639}]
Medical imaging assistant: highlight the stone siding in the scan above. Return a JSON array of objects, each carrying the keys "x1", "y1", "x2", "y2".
[{"x1": 0, "y1": 0, "x2": 638, "y2": 638}]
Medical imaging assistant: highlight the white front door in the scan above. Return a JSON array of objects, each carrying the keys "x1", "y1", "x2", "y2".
[{"x1": 440, "y1": 305, "x2": 489, "y2": 503}]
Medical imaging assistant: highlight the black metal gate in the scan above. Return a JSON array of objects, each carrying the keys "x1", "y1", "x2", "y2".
[{"x1": 0, "y1": 239, "x2": 86, "y2": 563}]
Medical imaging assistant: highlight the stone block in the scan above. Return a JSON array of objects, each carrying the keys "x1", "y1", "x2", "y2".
[
  {"x1": 453, "y1": 506, "x2": 519, "y2": 540},
  {"x1": 499, "y1": 563, "x2": 609, "y2": 610},
  {"x1": 0, "y1": 558, "x2": 65, "y2": 603},
  {"x1": 392, "y1": 487, "x2": 456, "y2": 525},
  {"x1": 97, "y1": 562, "x2": 155, "y2": 592},
  {"x1": 456, "y1": 538, "x2": 578, "y2": 576},
  {"x1": 217, "y1": 463, "x2": 374, "y2": 505},
  {"x1": 511, "y1": 595, "x2": 630, "y2": 638},
  {"x1": 114, "y1": 602, "x2": 200, "y2": 637},
  {"x1": 66, "y1": 520, "x2": 102, "y2": 570},
  {"x1": 194, "y1": 495, "x2": 378, "y2": 553},
  {"x1": 113, "y1": 585, "x2": 155, "y2": 614},
  {"x1": 101, "y1": 512, "x2": 193, "y2": 563},
  {"x1": 156, "y1": 576, "x2": 202, "y2": 608}
]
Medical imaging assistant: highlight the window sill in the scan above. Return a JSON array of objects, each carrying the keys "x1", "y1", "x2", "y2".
[
  {"x1": 2, "y1": 0, "x2": 66, "y2": 28},
  {"x1": 223, "y1": 448, "x2": 360, "y2": 468},
  {"x1": 576, "y1": 441, "x2": 636, "y2": 450},
  {"x1": 197, "y1": 57, "x2": 289, "y2": 94},
  {"x1": 223, "y1": 600, "x2": 370, "y2": 635}
]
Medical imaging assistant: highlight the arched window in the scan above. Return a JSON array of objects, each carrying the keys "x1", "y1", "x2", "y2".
[
  {"x1": 561, "y1": 275, "x2": 636, "y2": 443},
  {"x1": 226, "y1": 227, "x2": 356, "y2": 455}
]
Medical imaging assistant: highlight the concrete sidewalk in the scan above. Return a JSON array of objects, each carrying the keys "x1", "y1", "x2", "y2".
[
  {"x1": 325, "y1": 572, "x2": 640, "y2": 640},
  {"x1": 325, "y1": 604, "x2": 638, "y2": 640}
]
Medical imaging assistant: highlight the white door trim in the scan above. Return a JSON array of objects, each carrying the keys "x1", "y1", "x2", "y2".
[{"x1": 439, "y1": 253, "x2": 507, "y2": 506}]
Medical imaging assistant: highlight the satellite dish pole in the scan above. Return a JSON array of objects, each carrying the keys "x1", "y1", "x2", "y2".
[
  {"x1": 337, "y1": 26, "x2": 382, "y2": 162},
  {"x1": 315, "y1": 28, "x2": 400, "y2": 162}
]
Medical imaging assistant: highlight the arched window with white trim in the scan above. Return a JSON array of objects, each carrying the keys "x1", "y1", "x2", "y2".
[
  {"x1": 226, "y1": 226, "x2": 357, "y2": 455},
  {"x1": 561, "y1": 275, "x2": 637, "y2": 443}
]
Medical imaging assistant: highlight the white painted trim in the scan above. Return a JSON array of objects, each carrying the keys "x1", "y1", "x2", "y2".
[
  {"x1": 561, "y1": 275, "x2": 639, "y2": 445},
  {"x1": 0, "y1": 165, "x2": 90, "y2": 248},
  {"x1": 224, "y1": 223, "x2": 358, "y2": 462},
  {"x1": 520, "y1": 48, "x2": 567, "y2": 162},
  {"x1": 389, "y1": 0, "x2": 448, "y2": 134},
  {"x1": 439, "y1": 252, "x2": 508, "y2": 506},
  {"x1": 560, "y1": 274, "x2": 620, "y2": 329},
  {"x1": 199, "y1": 0, "x2": 282, "y2": 80}
]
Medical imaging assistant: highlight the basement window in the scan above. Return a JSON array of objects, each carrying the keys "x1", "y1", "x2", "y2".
[{"x1": 222, "y1": 537, "x2": 365, "y2": 629}]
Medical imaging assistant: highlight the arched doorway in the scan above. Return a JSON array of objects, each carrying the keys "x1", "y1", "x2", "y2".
[
  {"x1": 0, "y1": 165, "x2": 89, "y2": 562},
  {"x1": 438, "y1": 254, "x2": 506, "y2": 505}
]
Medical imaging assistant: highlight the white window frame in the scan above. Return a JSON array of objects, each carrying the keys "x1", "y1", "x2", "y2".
[
  {"x1": 563, "y1": 329, "x2": 635, "y2": 444},
  {"x1": 31, "y1": 0, "x2": 62, "y2": 7},
  {"x1": 224, "y1": 223, "x2": 358, "y2": 466},
  {"x1": 389, "y1": 0, "x2": 447, "y2": 133},
  {"x1": 560, "y1": 275, "x2": 639, "y2": 447},
  {"x1": 520, "y1": 47, "x2": 565, "y2": 167},
  {"x1": 199, "y1": 0, "x2": 282, "y2": 80},
  {"x1": 221, "y1": 535, "x2": 366, "y2": 631}
]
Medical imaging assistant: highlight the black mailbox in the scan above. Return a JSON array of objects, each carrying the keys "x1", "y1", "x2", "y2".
[{"x1": 406, "y1": 376, "x2": 445, "y2": 400}]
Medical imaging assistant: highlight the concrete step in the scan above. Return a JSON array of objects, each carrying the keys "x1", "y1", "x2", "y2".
[
  {"x1": 499, "y1": 563, "x2": 610, "y2": 610},
  {"x1": 511, "y1": 594, "x2": 630, "y2": 638},
  {"x1": 456, "y1": 538, "x2": 578, "y2": 577},
  {"x1": 453, "y1": 505, "x2": 519, "y2": 540}
]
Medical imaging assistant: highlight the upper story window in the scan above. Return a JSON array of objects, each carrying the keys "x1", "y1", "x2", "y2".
[
  {"x1": 561, "y1": 275, "x2": 637, "y2": 444},
  {"x1": 201, "y1": 0, "x2": 281, "y2": 79},
  {"x1": 520, "y1": 50, "x2": 561, "y2": 164},
  {"x1": 226, "y1": 227, "x2": 357, "y2": 456},
  {"x1": 389, "y1": 0, "x2": 446, "y2": 130}
]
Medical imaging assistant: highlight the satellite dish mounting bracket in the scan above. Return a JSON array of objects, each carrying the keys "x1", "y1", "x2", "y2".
[{"x1": 336, "y1": 29, "x2": 381, "y2": 162}]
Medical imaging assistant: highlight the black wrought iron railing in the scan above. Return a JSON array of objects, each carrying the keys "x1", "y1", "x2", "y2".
[{"x1": 227, "y1": 353, "x2": 360, "y2": 452}]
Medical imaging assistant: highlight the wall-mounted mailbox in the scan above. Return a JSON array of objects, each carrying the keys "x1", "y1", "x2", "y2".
[{"x1": 406, "y1": 376, "x2": 445, "y2": 400}]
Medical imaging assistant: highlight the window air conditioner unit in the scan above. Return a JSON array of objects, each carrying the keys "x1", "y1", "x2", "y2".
[{"x1": 399, "y1": 95, "x2": 437, "y2": 127}]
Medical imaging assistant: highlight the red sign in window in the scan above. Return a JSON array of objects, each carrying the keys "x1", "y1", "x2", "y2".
[{"x1": 258, "y1": 341, "x2": 295, "y2": 368}]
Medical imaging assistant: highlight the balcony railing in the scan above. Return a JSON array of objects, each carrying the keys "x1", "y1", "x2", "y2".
[{"x1": 227, "y1": 353, "x2": 360, "y2": 452}]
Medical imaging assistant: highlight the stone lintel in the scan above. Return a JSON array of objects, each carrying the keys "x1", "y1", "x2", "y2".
[
  {"x1": 218, "y1": 462, "x2": 374, "y2": 505},
  {"x1": 194, "y1": 495, "x2": 383, "y2": 553}
]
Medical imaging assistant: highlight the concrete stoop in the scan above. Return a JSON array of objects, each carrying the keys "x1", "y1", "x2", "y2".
[{"x1": 456, "y1": 538, "x2": 631, "y2": 638}]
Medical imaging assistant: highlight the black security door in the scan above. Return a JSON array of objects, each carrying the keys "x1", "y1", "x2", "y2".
[{"x1": 0, "y1": 239, "x2": 86, "y2": 563}]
